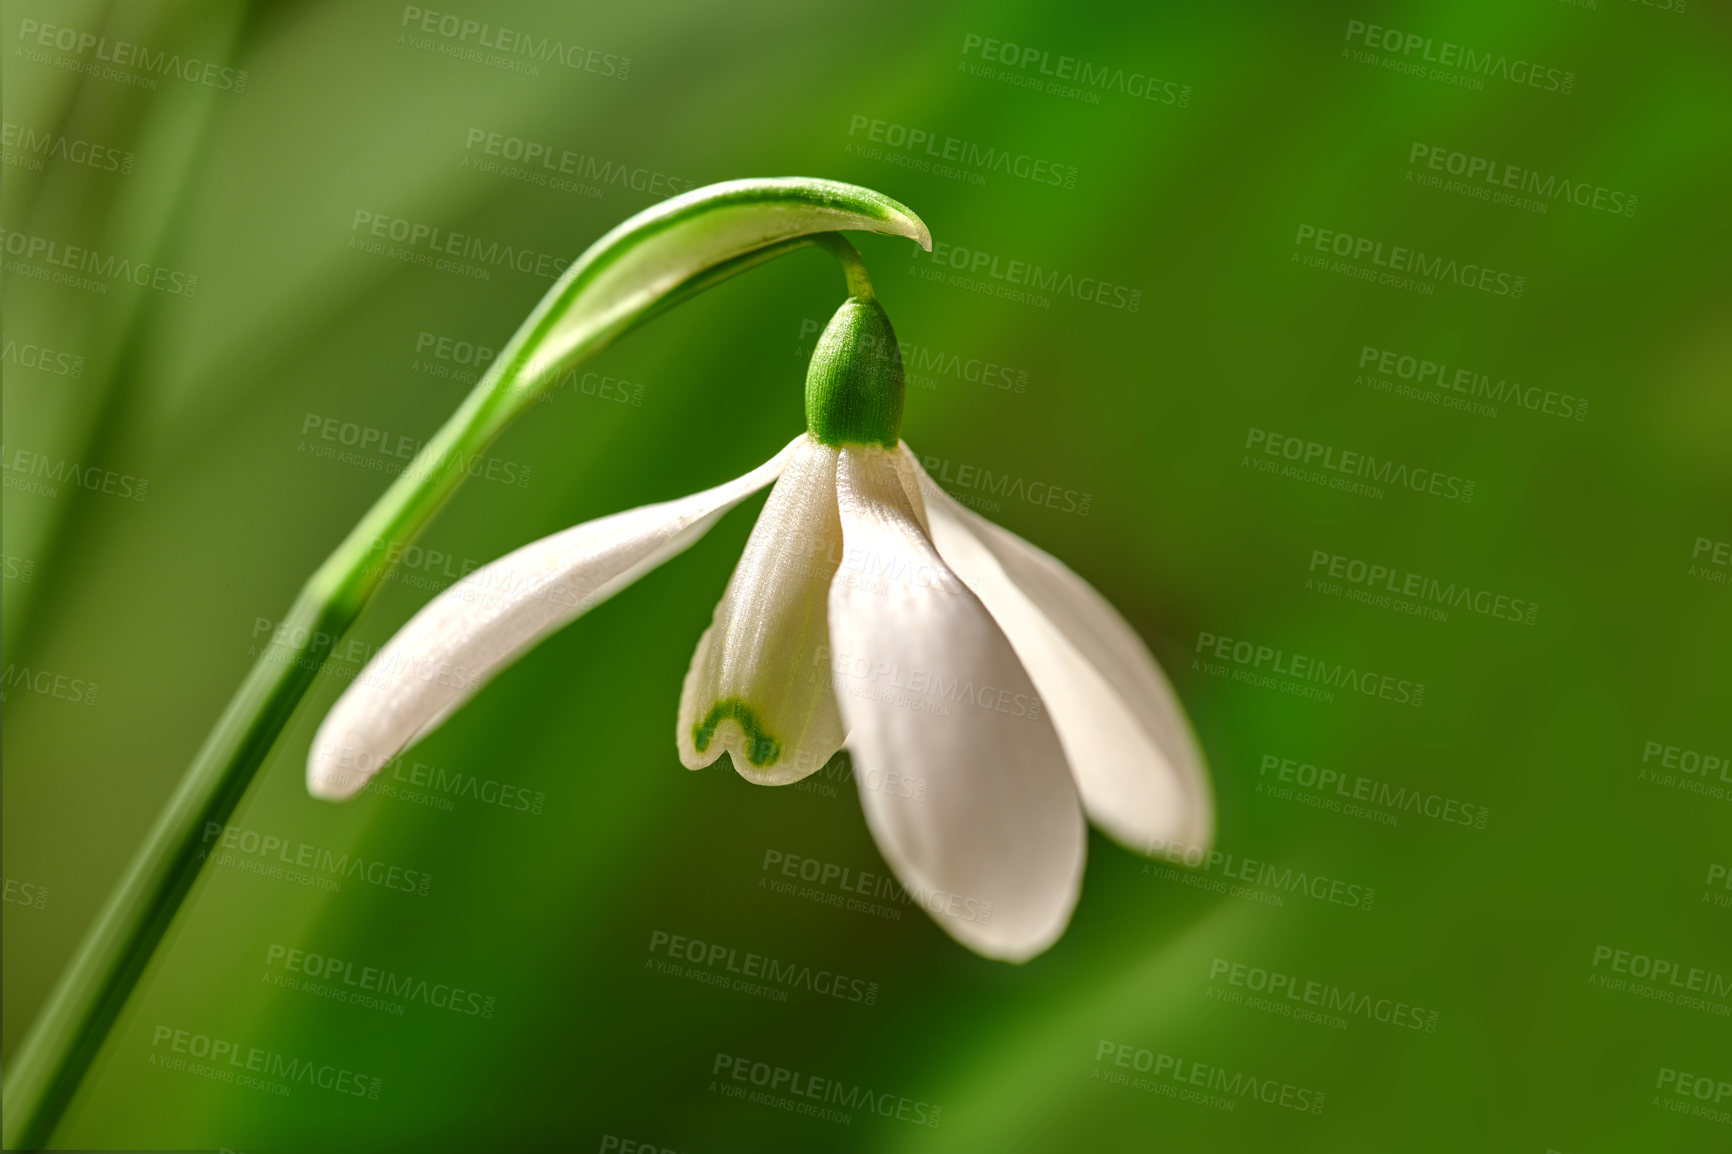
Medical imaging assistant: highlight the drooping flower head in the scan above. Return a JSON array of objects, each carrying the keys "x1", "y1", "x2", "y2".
[{"x1": 310, "y1": 249, "x2": 1212, "y2": 961}]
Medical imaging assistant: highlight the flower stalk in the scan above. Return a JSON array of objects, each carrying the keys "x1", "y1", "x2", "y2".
[{"x1": 1, "y1": 179, "x2": 929, "y2": 1150}]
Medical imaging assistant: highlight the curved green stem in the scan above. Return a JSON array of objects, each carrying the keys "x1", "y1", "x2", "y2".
[
  {"x1": 811, "y1": 233, "x2": 875, "y2": 299},
  {"x1": 1, "y1": 178, "x2": 927, "y2": 1151}
]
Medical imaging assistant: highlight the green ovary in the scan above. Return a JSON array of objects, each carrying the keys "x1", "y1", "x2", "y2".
[
  {"x1": 804, "y1": 297, "x2": 904, "y2": 448},
  {"x1": 692, "y1": 698, "x2": 783, "y2": 767}
]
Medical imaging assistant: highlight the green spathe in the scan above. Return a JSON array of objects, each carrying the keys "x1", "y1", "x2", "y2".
[{"x1": 805, "y1": 297, "x2": 905, "y2": 448}]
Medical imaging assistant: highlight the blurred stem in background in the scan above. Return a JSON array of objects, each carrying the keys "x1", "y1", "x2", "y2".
[
  {"x1": 0, "y1": 179, "x2": 929, "y2": 1150},
  {"x1": 0, "y1": 3, "x2": 251, "y2": 659}
]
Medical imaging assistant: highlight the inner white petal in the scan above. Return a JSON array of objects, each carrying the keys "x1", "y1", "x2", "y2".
[{"x1": 677, "y1": 436, "x2": 847, "y2": 785}]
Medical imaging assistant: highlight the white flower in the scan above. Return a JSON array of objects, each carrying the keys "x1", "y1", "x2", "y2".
[{"x1": 309, "y1": 298, "x2": 1213, "y2": 962}]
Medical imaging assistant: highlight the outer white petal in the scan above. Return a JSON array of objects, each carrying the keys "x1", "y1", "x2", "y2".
[
  {"x1": 907, "y1": 447, "x2": 1214, "y2": 858},
  {"x1": 828, "y1": 446, "x2": 1085, "y2": 962},
  {"x1": 677, "y1": 436, "x2": 847, "y2": 785},
  {"x1": 308, "y1": 438, "x2": 800, "y2": 800}
]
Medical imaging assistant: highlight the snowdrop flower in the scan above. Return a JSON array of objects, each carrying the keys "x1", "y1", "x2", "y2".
[{"x1": 309, "y1": 292, "x2": 1213, "y2": 961}]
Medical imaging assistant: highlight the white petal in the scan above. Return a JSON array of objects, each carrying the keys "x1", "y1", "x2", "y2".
[
  {"x1": 677, "y1": 436, "x2": 847, "y2": 785},
  {"x1": 308, "y1": 438, "x2": 800, "y2": 799},
  {"x1": 907, "y1": 447, "x2": 1214, "y2": 858},
  {"x1": 828, "y1": 446, "x2": 1085, "y2": 962}
]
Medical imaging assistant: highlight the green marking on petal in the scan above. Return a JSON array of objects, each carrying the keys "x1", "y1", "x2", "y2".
[{"x1": 692, "y1": 698, "x2": 783, "y2": 767}]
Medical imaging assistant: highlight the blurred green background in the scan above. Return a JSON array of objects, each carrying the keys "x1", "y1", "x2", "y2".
[{"x1": 4, "y1": 0, "x2": 1729, "y2": 1150}]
